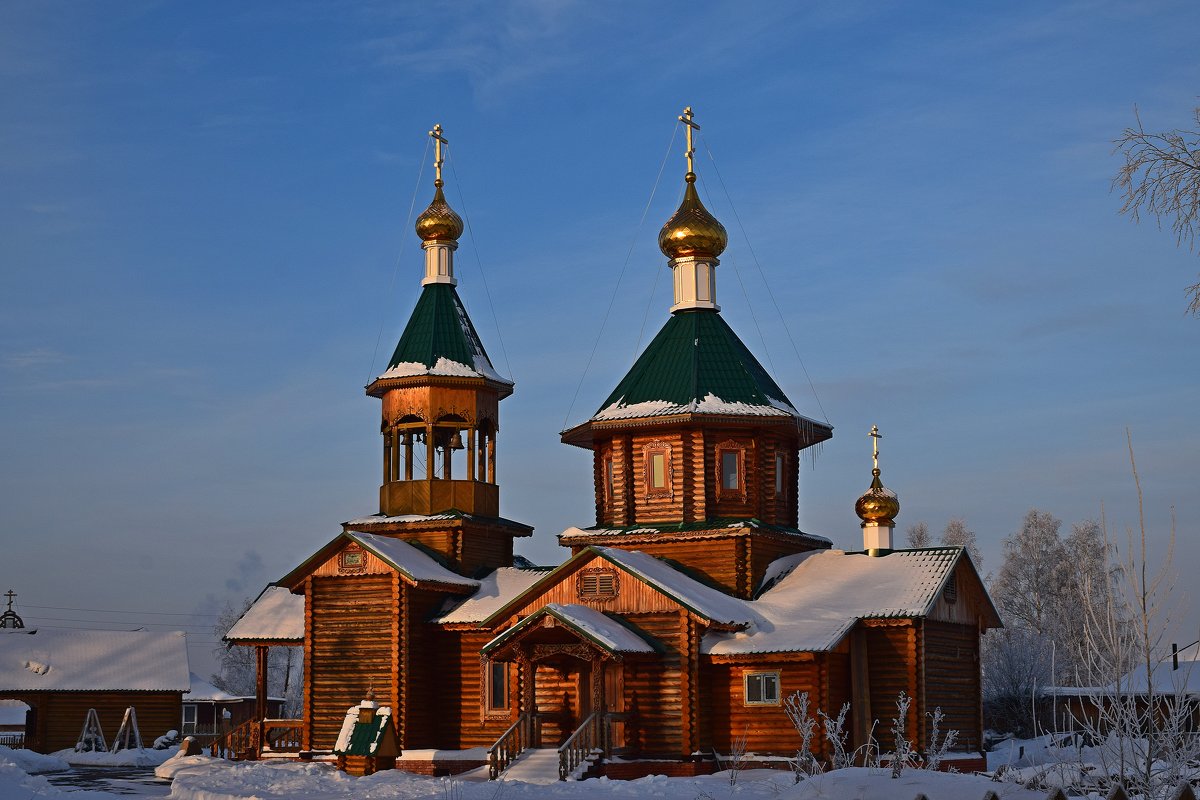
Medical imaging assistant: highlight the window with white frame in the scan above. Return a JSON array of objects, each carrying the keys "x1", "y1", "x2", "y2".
[
  {"x1": 743, "y1": 671, "x2": 781, "y2": 705},
  {"x1": 182, "y1": 704, "x2": 197, "y2": 734}
]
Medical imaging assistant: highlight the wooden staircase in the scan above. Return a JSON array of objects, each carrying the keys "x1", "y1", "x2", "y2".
[{"x1": 210, "y1": 719, "x2": 304, "y2": 761}]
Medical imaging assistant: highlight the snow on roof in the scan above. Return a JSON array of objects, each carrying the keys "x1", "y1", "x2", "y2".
[
  {"x1": 559, "y1": 520, "x2": 832, "y2": 547},
  {"x1": 704, "y1": 548, "x2": 963, "y2": 655},
  {"x1": 594, "y1": 547, "x2": 752, "y2": 627},
  {"x1": 593, "y1": 392, "x2": 809, "y2": 422},
  {"x1": 485, "y1": 604, "x2": 656, "y2": 655},
  {"x1": 348, "y1": 532, "x2": 479, "y2": 589},
  {"x1": 333, "y1": 703, "x2": 394, "y2": 755},
  {"x1": 0, "y1": 699, "x2": 29, "y2": 726},
  {"x1": 343, "y1": 512, "x2": 458, "y2": 527},
  {"x1": 378, "y1": 355, "x2": 510, "y2": 385},
  {"x1": 183, "y1": 673, "x2": 238, "y2": 702},
  {"x1": 435, "y1": 567, "x2": 553, "y2": 624},
  {"x1": 225, "y1": 586, "x2": 305, "y2": 643},
  {"x1": 1050, "y1": 641, "x2": 1200, "y2": 697},
  {"x1": 0, "y1": 629, "x2": 190, "y2": 692}
]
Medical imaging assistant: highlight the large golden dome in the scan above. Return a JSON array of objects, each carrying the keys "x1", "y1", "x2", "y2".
[
  {"x1": 658, "y1": 173, "x2": 727, "y2": 259},
  {"x1": 855, "y1": 468, "x2": 900, "y2": 525},
  {"x1": 415, "y1": 181, "x2": 464, "y2": 242}
]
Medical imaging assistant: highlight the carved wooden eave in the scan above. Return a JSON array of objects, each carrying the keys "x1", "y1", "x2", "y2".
[
  {"x1": 559, "y1": 524, "x2": 830, "y2": 551},
  {"x1": 561, "y1": 411, "x2": 830, "y2": 450},
  {"x1": 366, "y1": 372, "x2": 513, "y2": 400},
  {"x1": 341, "y1": 514, "x2": 533, "y2": 539},
  {"x1": 705, "y1": 651, "x2": 818, "y2": 664}
]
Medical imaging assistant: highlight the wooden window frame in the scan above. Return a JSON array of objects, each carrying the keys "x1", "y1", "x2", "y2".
[
  {"x1": 943, "y1": 575, "x2": 958, "y2": 605},
  {"x1": 577, "y1": 568, "x2": 620, "y2": 600},
  {"x1": 743, "y1": 670, "x2": 781, "y2": 706},
  {"x1": 643, "y1": 440, "x2": 673, "y2": 500},
  {"x1": 182, "y1": 704, "x2": 197, "y2": 735},
  {"x1": 482, "y1": 660, "x2": 511, "y2": 719},
  {"x1": 603, "y1": 454, "x2": 615, "y2": 507},
  {"x1": 774, "y1": 452, "x2": 786, "y2": 498},
  {"x1": 715, "y1": 440, "x2": 747, "y2": 502}
]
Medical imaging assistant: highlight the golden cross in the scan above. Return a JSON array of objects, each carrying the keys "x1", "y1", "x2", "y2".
[
  {"x1": 870, "y1": 425, "x2": 882, "y2": 471},
  {"x1": 429, "y1": 124, "x2": 449, "y2": 185},
  {"x1": 3, "y1": 590, "x2": 14, "y2": 611},
  {"x1": 678, "y1": 106, "x2": 700, "y2": 174}
]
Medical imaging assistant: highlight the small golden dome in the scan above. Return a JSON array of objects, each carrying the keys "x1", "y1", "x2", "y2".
[
  {"x1": 658, "y1": 173, "x2": 728, "y2": 259},
  {"x1": 415, "y1": 181, "x2": 464, "y2": 242},
  {"x1": 855, "y1": 468, "x2": 900, "y2": 525}
]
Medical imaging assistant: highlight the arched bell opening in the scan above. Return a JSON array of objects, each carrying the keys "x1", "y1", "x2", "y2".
[{"x1": 379, "y1": 413, "x2": 501, "y2": 517}]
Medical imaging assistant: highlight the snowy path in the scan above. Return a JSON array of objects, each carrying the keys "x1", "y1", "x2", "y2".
[{"x1": 498, "y1": 748, "x2": 561, "y2": 784}]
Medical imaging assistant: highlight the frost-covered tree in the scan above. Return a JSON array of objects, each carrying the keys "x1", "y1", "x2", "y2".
[
  {"x1": 1113, "y1": 106, "x2": 1200, "y2": 315},
  {"x1": 940, "y1": 518, "x2": 982, "y2": 569},
  {"x1": 211, "y1": 598, "x2": 304, "y2": 717},
  {"x1": 905, "y1": 521, "x2": 930, "y2": 548},
  {"x1": 991, "y1": 510, "x2": 1067, "y2": 635}
]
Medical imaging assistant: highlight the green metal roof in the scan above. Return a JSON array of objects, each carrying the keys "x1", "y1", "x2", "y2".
[
  {"x1": 592, "y1": 309, "x2": 805, "y2": 421},
  {"x1": 378, "y1": 283, "x2": 509, "y2": 385}
]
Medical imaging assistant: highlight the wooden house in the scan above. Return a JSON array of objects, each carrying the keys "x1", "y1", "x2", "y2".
[
  {"x1": 0, "y1": 628, "x2": 189, "y2": 753},
  {"x1": 252, "y1": 116, "x2": 1002, "y2": 779},
  {"x1": 182, "y1": 673, "x2": 285, "y2": 742}
]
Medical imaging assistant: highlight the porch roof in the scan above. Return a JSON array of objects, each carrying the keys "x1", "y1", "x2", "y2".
[
  {"x1": 434, "y1": 566, "x2": 553, "y2": 624},
  {"x1": 482, "y1": 603, "x2": 657, "y2": 656},
  {"x1": 225, "y1": 585, "x2": 304, "y2": 644}
]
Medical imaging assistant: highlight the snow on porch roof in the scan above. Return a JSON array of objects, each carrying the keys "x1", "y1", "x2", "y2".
[
  {"x1": 703, "y1": 547, "x2": 968, "y2": 655},
  {"x1": 225, "y1": 586, "x2": 305, "y2": 644},
  {"x1": 483, "y1": 603, "x2": 657, "y2": 656},
  {"x1": 0, "y1": 629, "x2": 190, "y2": 692}
]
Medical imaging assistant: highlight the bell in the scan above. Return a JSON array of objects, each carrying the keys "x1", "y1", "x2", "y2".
[
  {"x1": 449, "y1": 431, "x2": 464, "y2": 450},
  {"x1": 401, "y1": 432, "x2": 413, "y2": 446}
]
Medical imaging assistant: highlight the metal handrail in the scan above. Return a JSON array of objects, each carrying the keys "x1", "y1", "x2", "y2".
[
  {"x1": 557, "y1": 711, "x2": 610, "y2": 781},
  {"x1": 487, "y1": 713, "x2": 533, "y2": 780}
]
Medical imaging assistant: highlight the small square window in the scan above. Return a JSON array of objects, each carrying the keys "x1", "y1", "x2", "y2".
[{"x1": 744, "y1": 671, "x2": 781, "y2": 705}]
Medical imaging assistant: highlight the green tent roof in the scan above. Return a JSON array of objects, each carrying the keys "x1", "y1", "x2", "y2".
[
  {"x1": 377, "y1": 283, "x2": 509, "y2": 385},
  {"x1": 592, "y1": 309, "x2": 812, "y2": 422}
]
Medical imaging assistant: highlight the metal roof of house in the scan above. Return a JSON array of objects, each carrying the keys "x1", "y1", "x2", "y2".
[
  {"x1": 225, "y1": 586, "x2": 304, "y2": 644},
  {"x1": 560, "y1": 518, "x2": 831, "y2": 548},
  {"x1": 347, "y1": 532, "x2": 480, "y2": 590},
  {"x1": 703, "y1": 547, "x2": 972, "y2": 655},
  {"x1": 374, "y1": 283, "x2": 510, "y2": 387},
  {"x1": 434, "y1": 566, "x2": 554, "y2": 624},
  {"x1": 0, "y1": 629, "x2": 190, "y2": 692}
]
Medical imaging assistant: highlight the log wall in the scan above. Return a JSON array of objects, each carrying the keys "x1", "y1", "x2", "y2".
[
  {"x1": 701, "y1": 659, "x2": 819, "y2": 755},
  {"x1": 433, "y1": 630, "x2": 516, "y2": 749},
  {"x1": 622, "y1": 613, "x2": 684, "y2": 758},
  {"x1": 306, "y1": 574, "x2": 397, "y2": 751},
  {"x1": 8, "y1": 691, "x2": 181, "y2": 754},
  {"x1": 921, "y1": 620, "x2": 981, "y2": 752},
  {"x1": 862, "y1": 621, "x2": 918, "y2": 752}
]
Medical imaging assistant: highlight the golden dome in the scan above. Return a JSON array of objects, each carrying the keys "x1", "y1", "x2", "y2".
[
  {"x1": 855, "y1": 468, "x2": 900, "y2": 525},
  {"x1": 658, "y1": 173, "x2": 728, "y2": 259},
  {"x1": 415, "y1": 181, "x2": 464, "y2": 242}
]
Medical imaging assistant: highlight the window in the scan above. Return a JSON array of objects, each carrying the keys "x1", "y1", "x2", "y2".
[
  {"x1": 943, "y1": 576, "x2": 958, "y2": 605},
  {"x1": 338, "y1": 546, "x2": 366, "y2": 574},
  {"x1": 487, "y1": 661, "x2": 509, "y2": 711},
  {"x1": 715, "y1": 441, "x2": 746, "y2": 500},
  {"x1": 775, "y1": 453, "x2": 785, "y2": 496},
  {"x1": 643, "y1": 441, "x2": 672, "y2": 498},
  {"x1": 182, "y1": 704, "x2": 197, "y2": 734},
  {"x1": 744, "y1": 671, "x2": 781, "y2": 705},
  {"x1": 721, "y1": 451, "x2": 739, "y2": 490},
  {"x1": 578, "y1": 568, "x2": 619, "y2": 599},
  {"x1": 604, "y1": 456, "x2": 615, "y2": 504}
]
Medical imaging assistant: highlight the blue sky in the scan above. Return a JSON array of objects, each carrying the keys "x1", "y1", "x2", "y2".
[{"x1": 2, "y1": 1, "x2": 1197, "y2": 673}]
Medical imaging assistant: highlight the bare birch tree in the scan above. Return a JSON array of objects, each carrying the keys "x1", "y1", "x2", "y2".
[
  {"x1": 905, "y1": 521, "x2": 931, "y2": 548},
  {"x1": 941, "y1": 517, "x2": 982, "y2": 569},
  {"x1": 1113, "y1": 106, "x2": 1200, "y2": 315}
]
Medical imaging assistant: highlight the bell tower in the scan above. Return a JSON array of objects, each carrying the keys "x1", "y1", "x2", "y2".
[{"x1": 350, "y1": 125, "x2": 531, "y2": 573}]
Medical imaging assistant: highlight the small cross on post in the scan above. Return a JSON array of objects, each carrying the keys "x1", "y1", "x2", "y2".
[
  {"x1": 429, "y1": 124, "x2": 449, "y2": 185},
  {"x1": 869, "y1": 425, "x2": 882, "y2": 472},
  {"x1": 678, "y1": 106, "x2": 700, "y2": 174}
]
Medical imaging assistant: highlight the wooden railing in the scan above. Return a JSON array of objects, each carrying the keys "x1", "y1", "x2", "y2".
[
  {"x1": 487, "y1": 713, "x2": 536, "y2": 780},
  {"x1": 558, "y1": 711, "x2": 610, "y2": 781},
  {"x1": 0, "y1": 734, "x2": 24, "y2": 749},
  {"x1": 210, "y1": 719, "x2": 258, "y2": 760},
  {"x1": 209, "y1": 718, "x2": 304, "y2": 760},
  {"x1": 260, "y1": 719, "x2": 303, "y2": 754}
]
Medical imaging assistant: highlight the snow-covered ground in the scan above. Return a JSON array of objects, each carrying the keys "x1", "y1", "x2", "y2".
[
  {"x1": 0, "y1": 743, "x2": 70, "y2": 772},
  {"x1": 160, "y1": 760, "x2": 1047, "y2": 800},
  {"x1": 52, "y1": 745, "x2": 179, "y2": 767}
]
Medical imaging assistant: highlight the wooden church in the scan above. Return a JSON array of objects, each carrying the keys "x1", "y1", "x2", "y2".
[{"x1": 261, "y1": 112, "x2": 1001, "y2": 779}]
